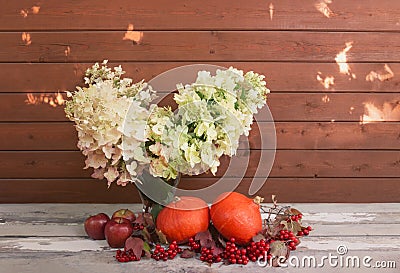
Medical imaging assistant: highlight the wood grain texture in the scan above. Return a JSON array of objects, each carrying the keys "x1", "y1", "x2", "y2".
[
  {"x1": 1, "y1": 150, "x2": 399, "y2": 179},
  {"x1": 2, "y1": 92, "x2": 399, "y2": 122},
  {"x1": 2, "y1": 222, "x2": 400, "y2": 237},
  {"x1": 1, "y1": 31, "x2": 400, "y2": 62},
  {"x1": 1, "y1": 0, "x2": 400, "y2": 31},
  {"x1": 2, "y1": 62, "x2": 400, "y2": 93},
  {"x1": 0, "y1": 178, "x2": 398, "y2": 203},
  {"x1": 1, "y1": 0, "x2": 399, "y2": 203},
  {"x1": 2, "y1": 122, "x2": 400, "y2": 151},
  {"x1": 1, "y1": 203, "x2": 399, "y2": 273},
  {"x1": 0, "y1": 247, "x2": 399, "y2": 273}
]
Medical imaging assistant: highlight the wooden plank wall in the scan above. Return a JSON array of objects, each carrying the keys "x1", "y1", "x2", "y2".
[{"x1": 0, "y1": 0, "x2": 399, "y2": 203}]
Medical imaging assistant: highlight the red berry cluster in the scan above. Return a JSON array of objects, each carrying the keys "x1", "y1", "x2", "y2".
[
  {"x1": 246, "y1": 239, "x2": 270, "y2": 262},
  {"x1": 297, "y1": 226, "x2": 312, "y2": 237},
  {"x1": 115, "y1": 249, "x2": 140, "y2": 263},
  {"x1": 200, "y1": 247, "x2": 222, "y2": 263},
  {"x1": 278, "y1": 230, "x2": 299, "y2": 250},
  {"x1": 220, "y1": 238, "x2": 244, "y2": 264},
  {"x1": 151, "y1": 241, "x2": 183, "y2": 261},
  {"x1": 188, "y1": 237, "x2": 201, "y2": 252},
  {"x1": 133, "y1": 223, "x2": 144, "y2": 231},
  {"x1": 288, "y1": 213, "x2": 303, "y2": 222}
]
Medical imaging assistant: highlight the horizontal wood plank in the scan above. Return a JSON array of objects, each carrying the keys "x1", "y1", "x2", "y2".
[
  {"x1": 1, "y1": 0, "x2": 400, "y2": 31},
  {"x1": 2, "y1": 122, "x2": 400, "y2": 151},
  {"x1": 2, "y1": 222, "x2": 400, "y2": 237},
  {"x1": 2, "y1": 203, "x2": 400, "y2": 221},
  {"x1": 0, "y1": 150, "x2": 399, "y2": 179},
  {"x1": 0, "y1": 178, "x2": 399, "y2": 203},
  {"x1": 1, "y1": 236, "x2": 398, "y2": 252},
  {"x1": 2, "y1": 92, "x2": 399, "y2": 122},
  {"x1": 1, "y1": 31, "x2": 400, "y2": 62},
  {"x1": 0, "y1": 249, "x2": 399, "y2": 273},
  {"x1": 1, "y1": 62, "x2": 400, "y2": 93}
]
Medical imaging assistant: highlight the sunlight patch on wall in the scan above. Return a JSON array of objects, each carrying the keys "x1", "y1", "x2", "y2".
[
  {"x1": 31, "y1": 6, "x2": 40, "y2": 14},
  {"x1": 315, "y1": 0, "x2": 335, "y2": 18},
  {"x1": 335, "y1": 42, "x2": 356, "y2": 79},
  {"x1": 123, "y1": 24, "x2": 143, "y2": 44},
  {"x1": 321, "y1": 95, "x2": 330, "y2": 103},
  {"x1": 20, "y1": 9, "x2": 28, "y2": 18},
  {"x1": 360, "y1": 102, "x2": 400, "y2": 124},
  {"x1": 366, "y1": 64, "x2": 394, "y2": 82},
  {"x1": 22, "y1": 32, "x2": 32, "y2": 45},
  {"x1": 25, "y1": 93, "x2": 65, "y2": 108},
  {"x1": 20, "y1": 6, "x2": 40, "y2": 17},
  {"x1": 316, "y1": 72, "x2": 335, "y2": 89},
  {"x1": 64, "y1": 46, "x2": 71, "y2": 57},
  {"x1": 269, "y1": 3, "x2": 274, "y2": 20}
]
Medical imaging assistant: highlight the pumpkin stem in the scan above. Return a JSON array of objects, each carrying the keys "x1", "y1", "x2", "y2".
[{"x1": 253, "y1": 196, "x2": 264, "y2": 205}]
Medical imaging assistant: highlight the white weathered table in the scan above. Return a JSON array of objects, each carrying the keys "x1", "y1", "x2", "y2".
[{"x1": 0, "y1": 204, "x2": 399, "y2": 273}]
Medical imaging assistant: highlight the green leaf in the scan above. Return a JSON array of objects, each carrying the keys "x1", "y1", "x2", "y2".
[
  {"x1": 156, "y1": 228, "x2": 169, "y2": 244},
  {"x1": 142, "y1": 242, "x2": 151, "y2": 258},
  {"x1": 150, "y1": 203, "x2": 164, "y2": 222}
]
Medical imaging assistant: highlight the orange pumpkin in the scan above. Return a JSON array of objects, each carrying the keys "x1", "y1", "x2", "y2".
[
  {"x1": 156, "y1": 196, "x2": 210, "y2": 243},
  {"x1": 210, "y1": 192, "x2": 262, "y2": 245}
]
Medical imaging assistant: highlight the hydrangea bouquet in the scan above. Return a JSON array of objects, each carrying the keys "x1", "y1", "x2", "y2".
[{"x1": 65, "y1": 61, "x2": 269, "y2": 189}]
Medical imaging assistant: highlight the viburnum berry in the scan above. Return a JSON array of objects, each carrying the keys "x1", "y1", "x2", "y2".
[
  {"x1": 188, "y1": 237, "x2": 201, "y2": 252},
  {"x1": 244, "y1": 239, "x2": 269, "y2": 263},
  {"x1": 151, "y1": 241, "x2": 182, "y2": 261},
  {"x1": 200, "y1": 247, "x2": 222, "y2": 264},
  {"x1": 115, "y1": 249, "x2": 140, "y2": 263},
  {"x1": 132, "y1": 223, "x2": 145, "y2": 231}
]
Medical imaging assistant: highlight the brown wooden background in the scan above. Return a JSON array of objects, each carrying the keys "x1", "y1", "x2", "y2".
[{"x1": 0, "y1": 0, "x2": 399, "y2": 203}]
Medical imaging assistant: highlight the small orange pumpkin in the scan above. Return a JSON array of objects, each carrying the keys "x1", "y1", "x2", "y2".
[
  {"x1": 156, "y1": 196, "x2": 210, "y2": 243},
  {"x1": 210, "y1": 192, "x2": 262, "y2": 245}
]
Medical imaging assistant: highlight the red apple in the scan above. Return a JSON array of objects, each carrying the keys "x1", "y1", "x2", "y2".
[
  {"x1": 104, "y1": 217, "x2": 133, "y2": 248},
  {"x1": 84, "y1": 213, "x2": 110, "y2": 240},
  {"x1": 112, "y1": 209, "x2": 136, "y2": 222}
]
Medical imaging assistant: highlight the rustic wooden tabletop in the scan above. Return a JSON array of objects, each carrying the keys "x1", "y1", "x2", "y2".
[{"x1": 0, "y1": 203, "x2": 399, "y2": 273}]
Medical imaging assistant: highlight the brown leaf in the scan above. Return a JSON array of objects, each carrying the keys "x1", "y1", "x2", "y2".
[
  {"x1": 289, "y1": 221, "x2": 302, "y2": 234},
  {"x1": 134, "y1": 212, "x2": 155, "y2": 227},
  {"x1": 288, "y1": 208, "x2": 302, "y2": 216},
  {"x1": 195, "y1": 230, "x2": 213, "y2": 248},
  {"x1": 267, "y1": 219, "x2": 286, "y2": 238},
  {"x1": 213, "y1": 246, "x2": 224, "y2": 256},
  {"x1": 252, "y1": 233, "x2": 266, "y2": 243},
  {"x1": 124, "y1": 237, "x2": 144, "y2": 259},
  {"x1": 143, "y1": 212, "x2": 155, "y2": 227},
  {"x1": 280, "y1": 220, "x2": 289, "y2": 230},
  {"x1": 209, "y1": 223, "x2": 227, "y2": 249},
  {"x1": 274, "y1": 214, "x2": 289, "y2": 224},
  {"x1": 133, "y1": 213, "x2": 145, "y2": 225},
  {"x1": 217, "y1": 235, "x2": 226, "y2": 248},
  {"x1": 180, "y1": 249, "x2": 196, "y2": 258},
  {"x1": 269, "y1": 241, "x2": 290, "y2": 267},
  {"x1": 142, "y1": 227, "x2": 151, "y2": 242},
  {"x1": 271, "y1": 195, "x2": 278, "y2": 206}
]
